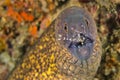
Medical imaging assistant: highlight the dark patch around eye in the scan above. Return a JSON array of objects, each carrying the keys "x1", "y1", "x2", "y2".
[
  {"x1": 85, "y1": 19, "x2": 89, "y2": 26},
  {"x1": 64, "y1": 23, "x2": 68, "y2": 32}
]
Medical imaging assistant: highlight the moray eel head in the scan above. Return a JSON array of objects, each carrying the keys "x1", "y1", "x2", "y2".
[{"x1": 55, "y1": 6, "x2": 97, "y2": 61}]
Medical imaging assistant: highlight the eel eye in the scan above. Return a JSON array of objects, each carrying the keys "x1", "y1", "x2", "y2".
[
  {"x1": 85, "y1": 19, "x2": 89, "y2": 26},
  {"x1": 64, "y1": 23, "x2": 68, "y2": 32}
]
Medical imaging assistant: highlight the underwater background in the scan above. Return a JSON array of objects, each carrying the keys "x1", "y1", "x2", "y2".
[{"x1": 0, "y1": 0, "x2": 120, "y2": 80}]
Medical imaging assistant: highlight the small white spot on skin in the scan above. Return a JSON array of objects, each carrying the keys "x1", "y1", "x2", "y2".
[
  {"x1": 69, "y1": 38, "x2": 72, "y2": 41},
  {"x1": 81, "y1": 42, "x2": 84, "y2": 45},
  {"x1": 82, "y1": 36, "x2": 85, "y2": 39},
  {"x1": 78, "y1": 34, "x2": 80, "y2": 38},
  {"x1": 71, "y1": 27, "x2": 74, "y2": 30},
  {"x1": 66, "y1": 37, "x2": 69, "y2": 40},
  {"x1": 57, "y1": 34, "x2": 62, "y2": 40},
  {"x1": 58, "y1": 34, "x2": 62, "y2": 37},
  {"x1": 63, "y1": 37, "x2": 66, "y2": 40},
  {"x1": 81, "y1": 24, "x2": 84, "y2": 27},
  {"x1": 80, "y1": 24, "x2": 86, "y2": 33},
  {"x1": 58, "y1": 38, "x2": 61, "y2": 40}
]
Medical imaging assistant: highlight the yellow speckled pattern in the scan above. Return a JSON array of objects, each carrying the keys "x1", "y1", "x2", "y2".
[
  {"x1": 8, "y1": 24, "x2": 72, "y2": 80},
  {"x1": 8, "y1": 25, "x2": 58, "y2": 80},
  {"x1": 7, "y1": 7, "x2": 102, "y2": 80}
]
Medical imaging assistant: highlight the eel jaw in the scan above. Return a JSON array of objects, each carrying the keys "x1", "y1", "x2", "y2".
[{"x1": 68, "y1": 33, "x2": 94, "y2": 61}]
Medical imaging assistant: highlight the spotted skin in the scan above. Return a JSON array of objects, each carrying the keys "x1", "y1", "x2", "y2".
[{"x1": 8, "y1": 6, "x2": 102, "y2": 80}]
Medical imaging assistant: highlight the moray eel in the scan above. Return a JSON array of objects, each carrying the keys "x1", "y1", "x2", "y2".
[{"x1": 7, "y1": 6, "x2": 102, "y2": 80}]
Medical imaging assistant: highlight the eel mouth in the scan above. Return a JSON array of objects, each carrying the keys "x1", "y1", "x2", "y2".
[
  {"x1": 68, "y1": 33, "x2": 94, "y2": 61},
  {"x1": 68, "y1": 33, "x2": 93, "y2": 48}
]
